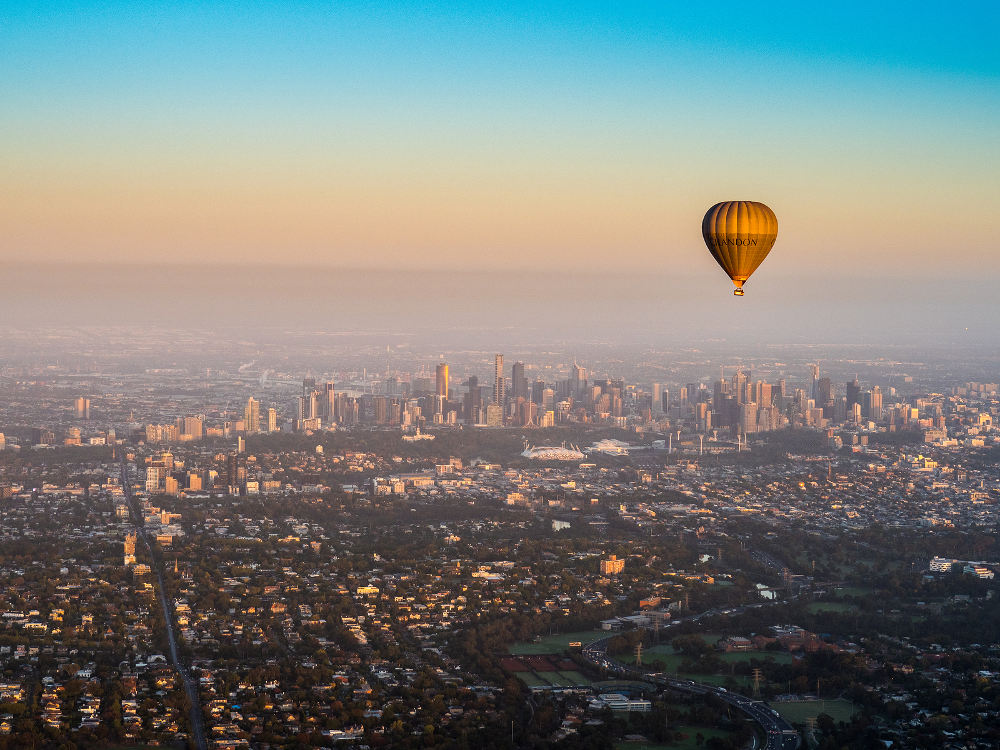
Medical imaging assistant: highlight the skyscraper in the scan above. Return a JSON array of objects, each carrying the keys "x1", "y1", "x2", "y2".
[
  {"x1": 75, "y1": 397, "x2": 91, "y2": 420},
  {"x1": 511, "y1": 361, "x2": 528, "y2": 401},
  {"x1": 846, "y1": 377, "x2": 861, "y2": 408},
  {"x1": 816, "y1": 378, "x2": 833, "y2": 407},
  {"x1": 324, "y1": 382, "x2": 336, "y2": 421},
  {"x1": 733, "y1": 370, "x2": 748, "y2": 405},
  {"x1": 493, "y1": 354, "x2": 505, "y2": 406},
  {"x1": 570, "y1": 361, "x2": 586, "y2": 399},
  {"x1": 302, "y1": 377, "x2": 316, "y2": 397},
  {"x1": 464, "y1": 376, "x2": 481, "y2": 424},
  {"x1": 863, "y1": 386, "x2": 883, "y2": 420},
  {"x1": 266, "y1": 407, "x2": 278, "y2": 433},
  {"x1": 244, "y1": 397, "x2": 260, "y2": 434},
  {"x1": 435, "y1": 362, "x2": 449, "y2": 400}
]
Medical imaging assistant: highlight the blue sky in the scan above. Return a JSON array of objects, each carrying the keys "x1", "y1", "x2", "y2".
[{"x1": 1, "y1": 1, "x2": 997, "y2": 275}]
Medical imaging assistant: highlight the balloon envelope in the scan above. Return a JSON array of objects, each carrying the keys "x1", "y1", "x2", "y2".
[{"x1": 702, "y1": 201, "x2": 778, "y2": 295}]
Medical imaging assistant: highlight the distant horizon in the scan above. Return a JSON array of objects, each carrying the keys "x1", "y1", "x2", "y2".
[{"x1": 2, "y1": 261, "x2": 996, "y2": 348}]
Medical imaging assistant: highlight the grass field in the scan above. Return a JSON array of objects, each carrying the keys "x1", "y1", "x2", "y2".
[
  {"x1": 719, "y1": 650, "x2": 796, "y2": 665},
  {"x1": 537, "y1": 671, "x2": 573, "y2": 687},
  {"x1": 692, "y1": 632, "x2": 725, "y2": 645},
  {"x1": 517, "y1": 673, "x2": 548, "y2": 688},
  {"x1": 509, "y1": 630, "x2": 602, "y2": 654},
  {"x1": 773, "y1": 699, "x2": 857, "y2": 724},
  {"x1": 642, "y1": 645, "x2": 795, "y2": 670},
  {"x1": 833, "y1": 586, "x2": 872, "y2": 598},
  {"x1": 806, "y1": 601, "x2": 858, "y2": 614},
  {"x1": 614, "y1": 725, "x2": 732, "y2": 750}
]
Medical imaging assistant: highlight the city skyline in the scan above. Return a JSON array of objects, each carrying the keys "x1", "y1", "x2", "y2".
[{"x1": 2, "y1": 7, "x2": 999, "y2": 746}]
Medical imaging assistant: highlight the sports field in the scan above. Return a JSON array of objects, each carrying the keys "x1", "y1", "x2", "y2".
[
  {"x1": 642, "y1": 644, "x2": 795, "y2": 669},
  {"x1": 614, "y1": 725, "x2": 732, "y2": 750},
  {"x1": 806, "y1": 601, "x2": 858, "y2": 614},
  {"x1": 508, "y1": 630, "x2": 602, "y2": 654},
  {"x1": 773, "y1": 698, "x2": 857, "y2": 724}
]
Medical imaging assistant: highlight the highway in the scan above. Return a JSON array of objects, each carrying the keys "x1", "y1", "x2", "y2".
[
  {"x1": 120, "y1": 457, "x2": 208, "y2": 750},
  {"x1": 580, "y1": 609, "x2": 800, "y2": 750}
]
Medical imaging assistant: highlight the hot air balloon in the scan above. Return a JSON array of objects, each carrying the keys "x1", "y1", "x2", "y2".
[{"x1": 702, "y1": 201, "x2": 778, "y2": 296}]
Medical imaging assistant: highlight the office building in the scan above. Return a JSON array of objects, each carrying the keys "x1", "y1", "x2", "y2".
[
  {"x1": 494, "y1": 354, "x2": 505, "y2": 406},
  {"x1": 511, "y1": 361, "x2": 528, "y2": 401},
  {"x1": 244, "y1": 397, "x2": 260, "y2": 434},
  {"x1": 435, "y1": 362, "x2": 449, "y2": 400},
  {"x1": 75, "y1": 397, "x2": 91, "y2": 420}
]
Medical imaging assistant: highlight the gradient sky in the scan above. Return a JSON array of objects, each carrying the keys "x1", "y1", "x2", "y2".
[{"x1": 2, "y1": 2, "x2": 998, "y2": 277}]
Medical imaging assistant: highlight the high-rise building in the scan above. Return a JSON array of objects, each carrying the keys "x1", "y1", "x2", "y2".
[
  {"x1": 463, "y1": 376, "x2": 481, "y2": 423},
  {"x1": 541, "y1": 387, "x2": 555, "y2": 410},
  {"x1": 323, "y1": 382, "x2": 336, "y2": 421},
  {"x1": 570, "y1": 361, "x2": 586, "y2": 399},
  {"x1": 733, "y1": 370, "x2": 749, "y2": 404},
  {"x1": 756, "y1": 382, "x2": 772, "y2": 408},
  {"x1": 144, "y1": 465, "x2": 164, "y2": 493},
  {"x1": 435, "y1": 362, "x2": 449, "y2": 400},
  {"x1": 511, "y1": 361, "x2": 528, "y2": 401},
  {"x1": 531, "y1": 378, "x2": 546, "y2": 405},
  {"x1": 182, "y1": 416, "x2": 203, "y2": 440},
  {"x1": 124, "y1": 532, "x2": 136, "y2": 567},
  {"x1": 863, "y1": 386, "x2": 883, "y2": 421},
  {"x1": 373, "y1": 396, "x2": 389, "y2": 425},
  {"x1": 846, "y1": 377, "x2": 861, "y2": 408},
  {"x1": 652, "y1": 383, "x2": 665, "y2": 413},
  {"x1": 266, "y1": 407, "x2": 278, "y2": 433},
  {"x1": 302, "y1": 377, "x2": 316, "y2": 397},
  {"x1": 75, "y1": 397, "x2": 91, "y2": 420},
  {"x1": 775, "y1": 379, "x2": 786, "y2": 399},
  {"x1": 485, "y1": 402, "x2": 503, "y2": 427},
  {"x1": 739, "y1": 402, "x2": 758, "y2": 434},
  {"x1": 244, "y1": 397, "x2": 260, "y2": 434},
  {"x1": 493, "y1": 354, "x2": 505, "y2": 406},
  {"x1": 816, "y1": 378, "x2": 833, "y2": 407}
]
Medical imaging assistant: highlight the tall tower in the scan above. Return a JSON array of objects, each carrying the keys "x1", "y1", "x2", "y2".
[
  {"x1": 867, "y1": 386, "x2": 883, "y2": 420},
  {"x1": 435, "y1": 362, "x2": 449, "y2": 400},
  {"x1": 493, "y1": 354, "x2": 505, "y2": 406},
  {"x1": 266, "y1": 407, "x2": 278, "y2": 433},
  {"x1": 846, "y1": 377, "x2": 861, "y2": 408},
  {"x1": 571, "y1": 361, "x2": 586, "y2": 399},
  {"x1": 75, "y1": 397, "x2": 91, "y2": 420},
  {"x1": 733, "y1": 370, "x2": 748, "y2": 405},
  {"x1": 244, "y1": 397, "x2": 260, "y2": 434},
  {"x1": 324, "y1": 382, "x2": 336, "y2": 421},
  {"x1": 511, "y1": 361, "x2": 528, "y2": 401}
]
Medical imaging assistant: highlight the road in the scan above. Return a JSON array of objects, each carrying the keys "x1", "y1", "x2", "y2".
[
  {"x1": 580, "y1": 606, "x2": 801, "y2": 750},
  {"x1": 120, "y1": 457, "x2": 208, "y2": 750}
]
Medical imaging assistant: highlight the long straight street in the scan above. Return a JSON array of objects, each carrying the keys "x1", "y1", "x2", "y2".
[{"x1": 120, "y1": 456, "x2": 208, "y2": 750}]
